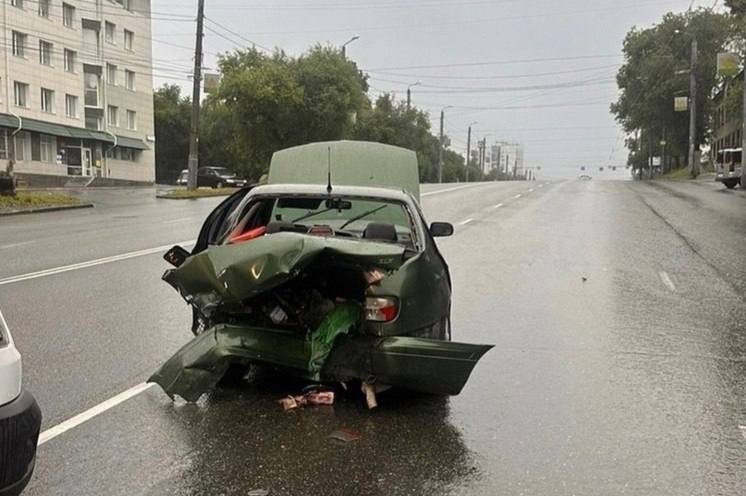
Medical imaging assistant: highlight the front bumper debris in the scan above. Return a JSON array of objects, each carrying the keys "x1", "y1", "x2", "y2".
[{"x1": 0, "y1": 390, "x2": 41, "y2": 496}]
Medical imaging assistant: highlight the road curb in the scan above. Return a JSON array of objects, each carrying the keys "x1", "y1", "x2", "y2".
[
  {"x1": 0, "y1": 203, "x2": 94, "y2": 217},
  {"x1": 155, "y1": 194, "x2": 231, "y2": 200}
]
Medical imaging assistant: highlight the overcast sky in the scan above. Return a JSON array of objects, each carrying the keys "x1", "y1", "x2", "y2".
[{"x1": 150, "y1": 0, "x2": 722, "y2": 179}]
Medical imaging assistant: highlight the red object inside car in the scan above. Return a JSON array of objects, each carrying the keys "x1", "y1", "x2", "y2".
[{"x1": 228, "y1": 226, "x2": 266, "y2": 244}]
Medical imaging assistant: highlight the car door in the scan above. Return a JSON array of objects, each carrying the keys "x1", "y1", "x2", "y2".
[{"x1": 192, "y1": 188, "x2": 252, "y2": 254}]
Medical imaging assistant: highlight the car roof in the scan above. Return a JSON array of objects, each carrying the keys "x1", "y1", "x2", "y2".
[{"x1": 248, "y1": 183, "x2": 416, "y2": 204}]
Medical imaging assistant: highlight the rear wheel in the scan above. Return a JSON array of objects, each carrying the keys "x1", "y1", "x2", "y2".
[{"x1": 724, "y1": 178, "x2": 739, "y2": 189}]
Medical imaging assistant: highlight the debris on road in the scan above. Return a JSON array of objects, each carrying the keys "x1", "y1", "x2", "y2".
[
  {"x1": 328, "y1": 427, "x2": 363, "y2": 443},
  {"x1": 361, "y1": 382, "x2": 378, "y2": 409},
  {"x1": 278, "y1": 387, "x2": 335, "y2": 411}
]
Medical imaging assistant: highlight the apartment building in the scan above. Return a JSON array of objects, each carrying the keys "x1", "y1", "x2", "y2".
[
  {"x1": 0, "y1": 0, "x2": 154, "y2": 183},
  {"x1": 491, "y1": 142, "x2": 524, "y2": 176},
  {"x1": 712, "y1": 70, "x2": 743, "y2": 161}
]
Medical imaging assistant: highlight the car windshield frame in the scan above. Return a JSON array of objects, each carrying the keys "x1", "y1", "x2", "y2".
[{"x1": 217, "y1": 192, "x2": 423, "y2": 250}]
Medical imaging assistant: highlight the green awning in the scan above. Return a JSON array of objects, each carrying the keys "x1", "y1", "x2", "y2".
[
  {"x1": 115, "y1": 135, "x2": 149, "y2": 150},
  {"x1": 0, "y1": 113, "x2": 114, "y2": 143}
]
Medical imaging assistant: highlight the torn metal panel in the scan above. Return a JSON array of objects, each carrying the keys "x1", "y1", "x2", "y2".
[
  {"x1": 148, "y1": 323, "x2": 493, "y2": 401},
  {"x1": 163, "y1": 232, "x2": 406, "y2": 318}
]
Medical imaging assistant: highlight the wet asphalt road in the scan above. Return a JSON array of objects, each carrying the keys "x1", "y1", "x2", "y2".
[{"x1": 1, "y1": 179, "x2": 745, "y2": 495}]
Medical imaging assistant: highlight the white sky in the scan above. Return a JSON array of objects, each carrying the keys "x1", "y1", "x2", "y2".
[{"x1": 150, "y1": 0, "x2": 722, "y2": 179}]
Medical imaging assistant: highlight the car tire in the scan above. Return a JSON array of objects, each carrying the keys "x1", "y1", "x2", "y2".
[{"x1": 723, "y1": 179, "x2": 738, "y2": 189}]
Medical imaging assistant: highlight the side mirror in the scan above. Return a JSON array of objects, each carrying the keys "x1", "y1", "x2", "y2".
[{"x1": 429, "y1": 222, "x2": 454, "y2": 237}]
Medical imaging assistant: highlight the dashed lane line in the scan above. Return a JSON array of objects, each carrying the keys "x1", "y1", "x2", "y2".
[
  {"x1": 493, "y1": 203, "x2": 504, "y2": 209},
  {"x1": 514, "y1": 194, "x2": 522, "y2": 199},
  {"x1": 162, "y1": 217, "x2": 193, "y2": 224},
  {"x1": 0, "y1": 240, "x2": 195, "y2": 286},
  {"x1": 458, "y1": 218, "x2": 474, "y2": 225},
  {"x1": 38, "y1": 382, "x2": 156, "y2": 446},
  {"x1": 658, "y1": 271, "x2": 676, "y2": 292}
]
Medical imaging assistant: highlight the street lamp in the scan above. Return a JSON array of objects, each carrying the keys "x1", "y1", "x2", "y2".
[
  {"x1": 341, "y1": 35, "x2": 359, "y2": 58},
  {"x1": 406, "y1": 81, "x2": 420, "y2": 110},
  {"x1": 438, "y1": 105, "x2": 454, "y2": 183},
  {"x1": 465, "y1": 121, "x2": 478, "y2": 182}
]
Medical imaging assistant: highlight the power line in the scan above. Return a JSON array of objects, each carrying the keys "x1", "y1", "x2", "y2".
[
  {"x1": 365, "y1": 64, "x2": 622, "y2": 81},
  {"x1": 365, "y1": 54, "x2": 623, "y2": 72},
  {"x1": 204, "y1": 16, "x2": 272, "y2": 52}
]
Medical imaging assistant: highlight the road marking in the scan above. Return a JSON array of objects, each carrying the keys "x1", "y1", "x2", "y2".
[
  {"x1": 38, "y1": 382, "x2": 155, "y2": 446},
  {"x1": 162, "y1": 217, "x2": 193, "y2": 224},
  {"x1": 513, "y1": 194, "x2": 522, "y2": 199},
  {"x1": 528, "y1": 188, "x2": 534, "y2": 193},
  {"x1": 0, "y1": 240, "x2": 36, "y2": 250},
  {"x1": 421, "y1": 183, "x2": 484, "y2": 197},
  {"x1": 538, "y1": 184, "x2": 544, "y2": 188},
  {"x1": 0, "y1": 240, "x2": 195, "y2": 286},
  {"x1": 493, "y1": 203, "x2": 504, "y2": 209},
  {"x1": 458, "y1": 218, "x2": 474, "y2": 225},
  {"x1": 658, "y1": 271, "x2": 676, "y2": 292},
  {"x1": 739, "y1": 425, "x2": 746, "y2": 441}
]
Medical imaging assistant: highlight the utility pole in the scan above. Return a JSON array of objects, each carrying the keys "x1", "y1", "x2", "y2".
[
  {"x1": 465, "y1": 124, "x2": 472, "y2": 182},
  {"x1": 742, "y1": 54, "x2": 746, "y2": 188},
  {"x1": 406, "y1": 82, "x2": 419, "y2": 111},
  {"x1": 438, "y1": 109, "x2": 444, "y2": 183},
  {"x1": 186, "y1": 0, "x2": 205, "y2": 191},
  {"x1": 688, "y1": 38, "x2": 698, "y2": 178}
]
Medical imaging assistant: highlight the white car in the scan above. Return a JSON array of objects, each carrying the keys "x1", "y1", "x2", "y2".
[{"x1": 0, "y1": 311, "x2": 41, "y2": 496}]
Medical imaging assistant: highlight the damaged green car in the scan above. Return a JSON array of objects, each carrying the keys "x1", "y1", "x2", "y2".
[{"x1": 150, "y1": 141, "x2": 492, "y2": 402}]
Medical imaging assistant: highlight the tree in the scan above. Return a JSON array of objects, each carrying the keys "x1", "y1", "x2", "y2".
[
  {"x1": 153, "y1": 85, "x2": 191, "y2": 183},
  {"x1": 611, "y1": 9, "x2": 736, "y2": 172},
  {"x1": 210, "y1": 45, "x2": 368, "y2": 179}
]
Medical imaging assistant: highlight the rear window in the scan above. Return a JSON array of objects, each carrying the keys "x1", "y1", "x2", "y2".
[{"x1": 218, "y1": 195, "x2": 417, "y2": 247}]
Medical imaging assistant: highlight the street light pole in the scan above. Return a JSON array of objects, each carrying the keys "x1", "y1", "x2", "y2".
[
  {"x1": 406, "y1": 82, "x2": 420, "y2": 111},
  {"x1": 438, "y1": 108, "x2": 445, "y2": 183},
  {"x1": 186, "y1": 0, "x2": 205, "y2": 191},
  {"x1": 341, "y1": 35, "x2": 359, "y2": 58},
  {"x1": 742, "y1": 56, "x2": 746, "y2": 188},
  {"x1": 464, "y1": 121, "x2": 477, "y2": 182},
  {"x1": 688, "y1": 38, "x2": 698, "y2": 178}
]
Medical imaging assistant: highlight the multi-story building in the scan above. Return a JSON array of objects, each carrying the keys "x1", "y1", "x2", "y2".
[
  {"x1": 0, "y1": 0, "x2": 154, "y2": 183},
  {"x1": 712, "y1": 70, "x2": 742, "y2": 162},
  {"x1": 491, "y1": 141, "x2": 524, "y2": 176}
]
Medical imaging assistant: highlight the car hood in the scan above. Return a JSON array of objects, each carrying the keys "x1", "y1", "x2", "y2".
[{"x1": 163, "y1": 232, "x2": 407, "y2": 317}]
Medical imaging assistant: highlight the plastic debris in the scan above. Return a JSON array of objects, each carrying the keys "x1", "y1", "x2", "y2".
[
  {"x1": 328, "y1": 427, "x2": 363, "y2": 443},
  {"x1": 361, "y1": 382, "x2": 378, "y2": 409},
  {"x1": 278, "y1": 389, "x2": 335, "y2": 411}
]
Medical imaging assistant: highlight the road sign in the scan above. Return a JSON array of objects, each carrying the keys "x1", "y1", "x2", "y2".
[
  {"x1": 717, "y1": 53, "x2": 740, "y2": 77},
  {"x1": 203, "y1": 73, "x2": 220, "y2": 93},
  {"x1": 674, "y1": 96, "x2": 688, "y2": 112},
  {"x1": 652, "y1": 157, "x2": 661, "y2": 166}
]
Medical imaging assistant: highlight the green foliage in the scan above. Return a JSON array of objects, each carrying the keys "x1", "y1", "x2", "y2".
[
  {"x1": 611, "y1": 9, "x2": 736, "y2": 168},
  {"x1": 726, "y1": 0, "x2": 746, "y2": 16},
  {"x1": 153, "y1": 85, "x2": 191, "y2": 183}
]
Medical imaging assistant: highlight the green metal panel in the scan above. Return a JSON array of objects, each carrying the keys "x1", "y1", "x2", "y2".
[
  {"x1": 269, "y1": 141, "x2": 421, "y2": 201},
  {"x1": 0, "y1": 112, "x2": 114, "y2": 142}
]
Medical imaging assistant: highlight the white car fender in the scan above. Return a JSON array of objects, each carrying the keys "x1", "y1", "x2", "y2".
[{"x1": 0, "y1": 310, "x2": 22, "y2": 406}]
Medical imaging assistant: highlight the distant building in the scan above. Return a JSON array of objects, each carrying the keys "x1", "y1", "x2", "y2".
[
  {"x1": 712, "y1": 70, "x2": 742, "y2": 163},
  {"x1": 491, "y1": 141, "x2": 524, "y2": 176},
  {"x1": 0, "y1": 0, "x2": 155, "y2": 183}
]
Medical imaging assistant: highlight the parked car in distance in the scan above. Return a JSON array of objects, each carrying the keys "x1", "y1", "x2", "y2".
[
  {"x1": 175, "y1": 167, "x2": 248, "y2": 188},
  {"x1": 715, "y1": 148, "x2": 742, "y2": 189},
  {"x1": 0, "y1": 310, "x2": 41, "y2": 496}
]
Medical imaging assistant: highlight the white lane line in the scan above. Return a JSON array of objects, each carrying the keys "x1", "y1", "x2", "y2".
[
  {"x1": 0, "y1": 240, "x2": 36, "y2": 250},
  {"x1": 658, "y1": 271, "x2": 676, "y2": 292},
  {"x1": 0, "y1": 240, "x2": 195, "y2": 286},
  {"x1": 528, "y1": 188, "x2": 534, "y2": 193},
  {"x1": 513, "y1": 194, "x2": 522, "y2": 199},
  {"x1": 162, "y1": 217, "x2": 193, "y2": 224},
  {"x1": 493, "y1": 203, "x2": 504, "y2": 209},
  {"x1": 458, "y1": 218, "x2": 474, "y2": 225},
  {"x1": 421, "y1": 183, "x2": 484, "y2": 197},
  {"x1": 738, "y1": 425, "x2": 746, "y2": 440},
  {"x1": 538, "y1": 184, "x2": 544, "y2": 188},
  {"x1": 38, "y1": 382, "x2": 155, "y2": 446}
]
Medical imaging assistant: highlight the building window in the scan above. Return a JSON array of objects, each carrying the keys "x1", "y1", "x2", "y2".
[
  {"x1": 39, "y1": 40, "x2": 53, "y2": 66},
  {"x1": 107, "y1": 63, "x2": 118, "y2": 85},
  {"x1": 84, "y1": 73, "x2": 100, "y2": 107},
  {"x1": 65, "y1": 94, "x2": 78, "y2": 118},
  {"x1": 120, "y1": 147, "x2": 137, "y2": 161},
  {"x1": 14, "y1": 82, "x2": 29, "y2": 108},
  {"x1": 85, "y1": 114, "x2": 102, "y2": 130},
  {"x1": 41, "y1": 88, "x2": 55, "y2": 113},
  {"x1": 38, "y1": 0, "x2": 50, "y2": 17},
  {"x1": 12, "y1": 31, "x2": 27, "y2": 58},
  {"x1": 105, "y1": 21, "x2": 115, "y2": 43},
  {"x1": 64, "y1": 49, "x2": 77, "y2": 72},
  {"x1": 107, "y1": 105, "x2": 118, "y2": 126},
  {"x1": 125, "y1": 70, "x2": 135, "y2": 90},
  {"x1": 83, "y1": 27, "x2": 100, "y2": 56},
  {"x1": 11, "y1": 0, "x2": 23, "y2": 8},
  {"x1": 123, "y1": 29, "x2": 134, "y2": 51},
  {"x1": 62, "y1": 3, "x2": 75, "y2": 28},
  {"x1": 40, "y1": 134, "x2": 56, "y2": 163},
  {"x1": 126, "y1": 110, "x2": 136, "y2": 130},
  {"x1": 115, "y1": 0, "x2": 131, "y2": 12},
  {"x1": 15, "y1": 131, "x2": 31, "y2": 161},
  {"x1": 0, "y1": 130, "x2": 7, "y2": 160}
]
